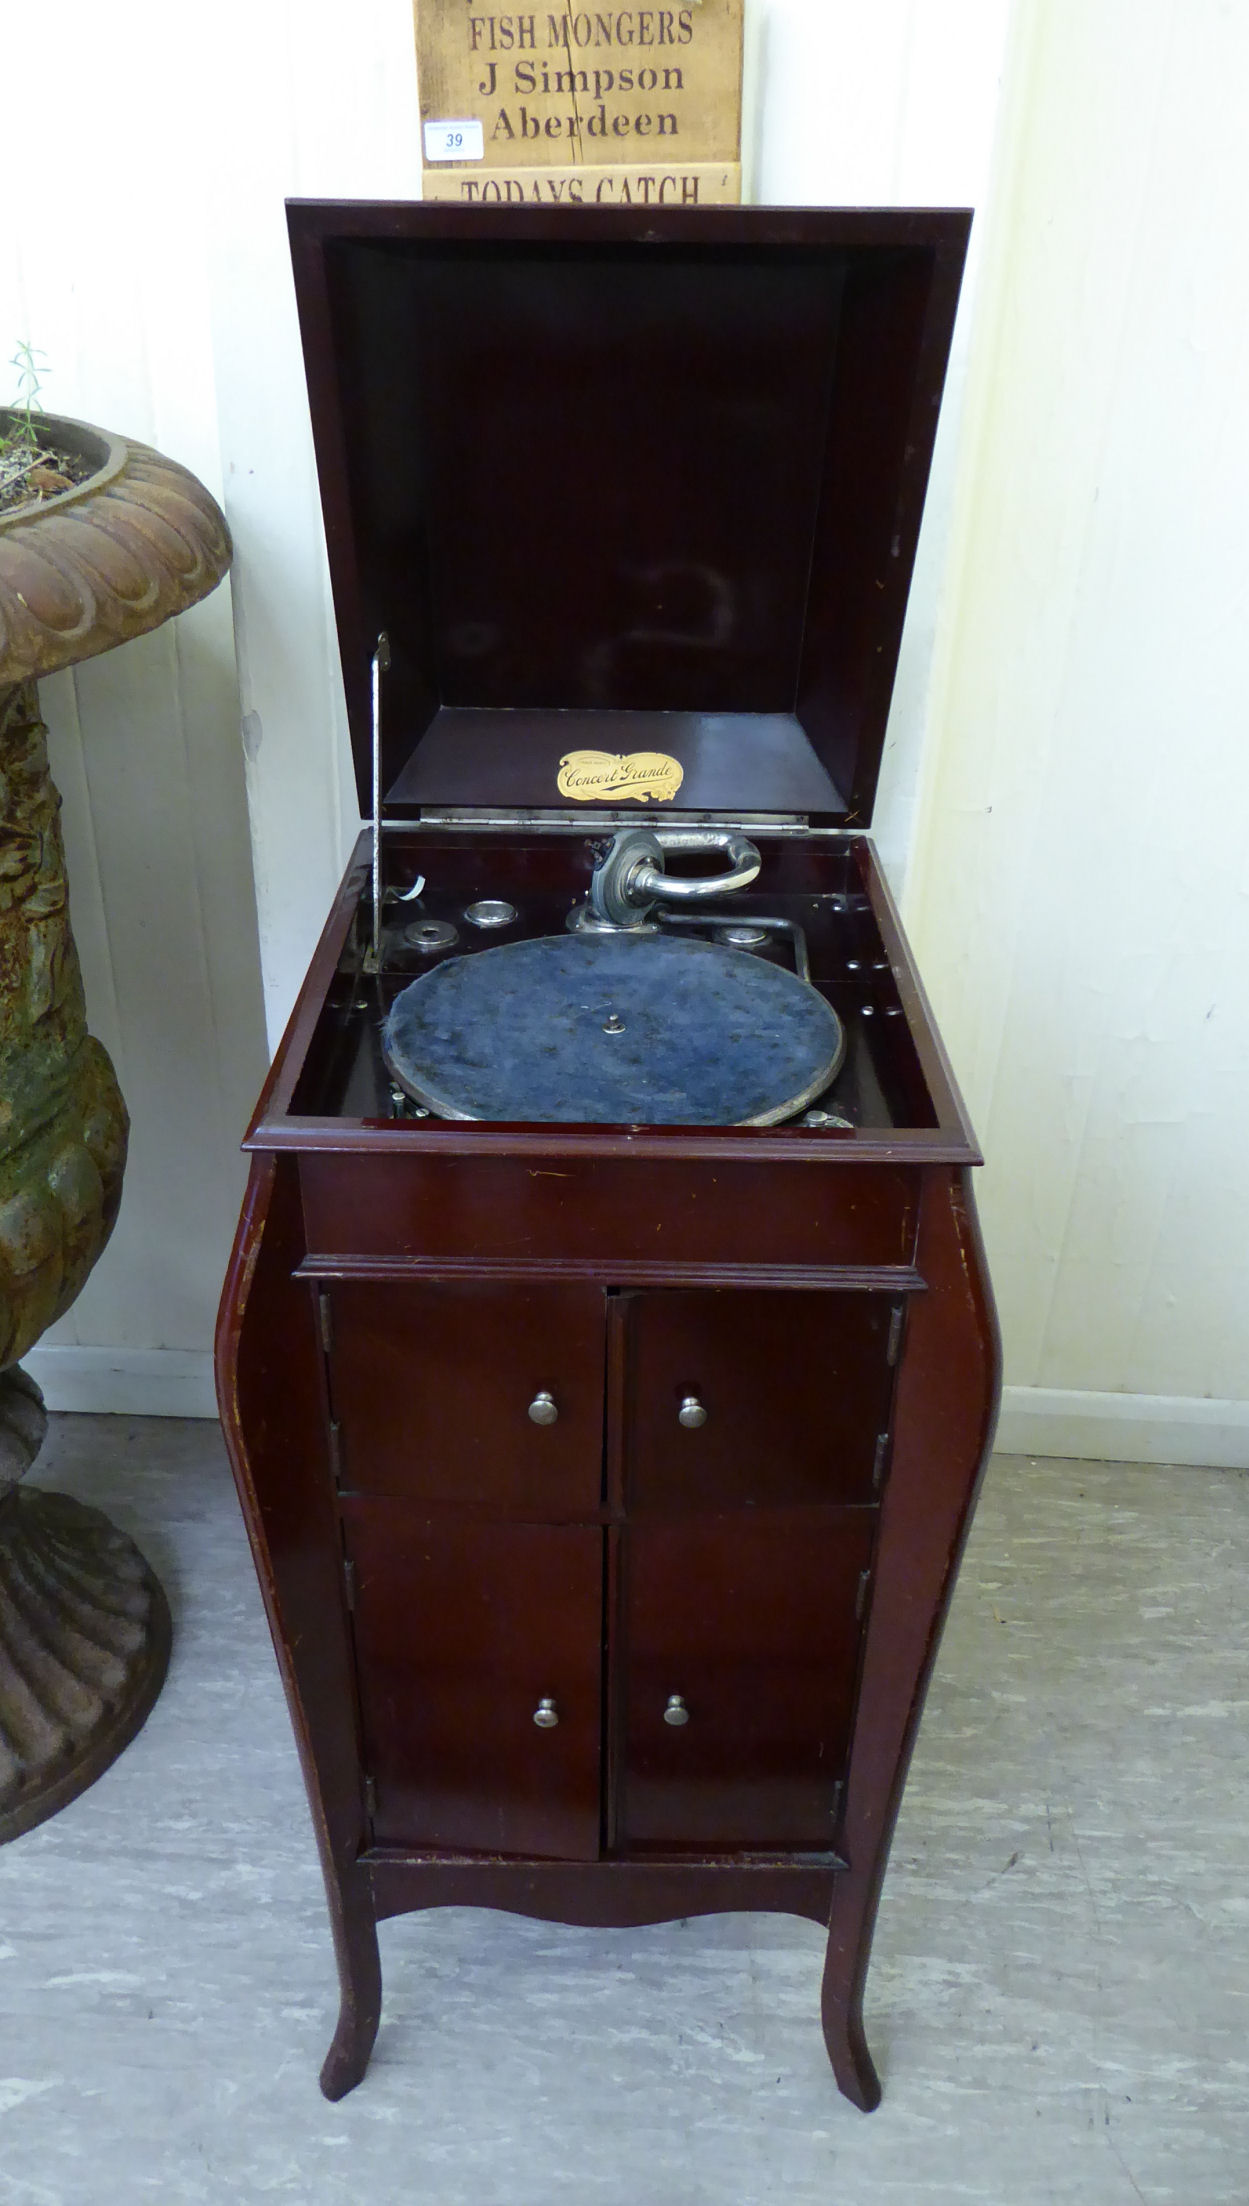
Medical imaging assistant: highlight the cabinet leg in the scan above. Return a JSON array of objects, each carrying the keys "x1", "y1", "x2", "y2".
[
  {"x1": 820, "y1": 1904, "x2": 881, "y2": 2112},
  {"x1": 818, "y1": 1170, "x2": 999, "y2": 2115},
  {"x1": 319, "y1": 1871, "x2": 382, "y2": 2101},
  {"x1": 217, "y1": 1158, "x2": 387, "y2": 2101}
]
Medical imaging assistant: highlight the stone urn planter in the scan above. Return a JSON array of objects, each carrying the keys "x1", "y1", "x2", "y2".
[{"x1": 0, "y1": 408, "x2": 231, "y2": 1840}]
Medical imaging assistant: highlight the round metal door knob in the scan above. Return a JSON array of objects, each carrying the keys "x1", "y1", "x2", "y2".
[
  {"x1": 678, "y1": 1395, "x2": 707, "y2": 1429},
  {"x1": 664, "y1": 1694, "x2": 690, "y2": 1727},
  {"x1": 528, "y1": 1391, "x2": 559, "y2": 1426},
  {"x1": 533, "y1": 1698, "x2": 560, "y2": 1728}
]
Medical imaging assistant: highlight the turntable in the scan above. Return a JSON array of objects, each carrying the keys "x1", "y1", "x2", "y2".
[
  {"x1": 382, "y1": 825, "x2": 846, "y2": 1125},
  {"x1": 216, "y1": 203, "x2": 1000, "y2": 2112}
]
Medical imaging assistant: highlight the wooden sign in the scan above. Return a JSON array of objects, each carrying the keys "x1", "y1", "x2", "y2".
[{"x1": 416, "y1": 2, "x2": 743, "y2": 205}]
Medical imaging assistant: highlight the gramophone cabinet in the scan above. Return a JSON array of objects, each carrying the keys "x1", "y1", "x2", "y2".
[{"x1": 216, "y1": 200, "x2": 1000, "y2": 2110}]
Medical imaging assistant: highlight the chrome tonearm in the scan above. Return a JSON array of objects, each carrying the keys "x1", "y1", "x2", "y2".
[{"x1": 588, "y1": 827, "x2": 761, "y2": 929}]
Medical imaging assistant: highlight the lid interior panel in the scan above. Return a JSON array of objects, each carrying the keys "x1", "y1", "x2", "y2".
[
  {"x1": 291, "y1": 206, "x2": 970, "y2": 822},
  {"x1": 385, "y1": 707, "x2": 841, "y2": 812}
]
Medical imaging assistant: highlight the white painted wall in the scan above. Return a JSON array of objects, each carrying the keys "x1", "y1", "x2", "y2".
[
  {"x1": 750, "y1": 1, "x2": 1013, "y2": 891},
  {"x1": 11, "y1": 0, "x2": 1243, "y2": 1463},
  {"x1": 0, "y1": 1, "x2": 270, "y2": 1413},
  {"x1": 1, "y1": 0, "x2": 1011, "y2": 1412},
  {"x1": 14, "y1": 0, "x2": 1246, "y2": 1467},
  {"x1": 906, "y1": 0, "x2": 1249, "y2": 1463}
]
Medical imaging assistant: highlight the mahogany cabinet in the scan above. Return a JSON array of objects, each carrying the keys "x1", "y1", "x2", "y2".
[
  {"x1": 325, "y1": 1278, "x2": 890, "y2": 1863},
  {"x1": 218, "y1": 1043, "x2": 998, "y2": 2112},
  {"x1": 344, "y1": 1511, "x2": 604, "y2": 1861},
  {"x1": 215, "y1": 202, "x2": 1000, "y2": 2112}
]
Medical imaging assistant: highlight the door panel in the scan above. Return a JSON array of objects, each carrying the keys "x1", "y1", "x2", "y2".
[
  {"x1": 326, "y1": 1280, "x2": 605, "y2": 1514},
  {"x1": 619, "y1": 1511, "x2": 875, "y2": 1849},
  {"x1": 345, "y1": 1510, "x2": 603, "y2": 1860},
  {"x1": 625, "y1": 1289, "x2": 898, "y2": 1511}
]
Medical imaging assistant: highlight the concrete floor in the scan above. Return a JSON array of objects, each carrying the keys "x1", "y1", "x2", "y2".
[{"x1": 1, "y1": 1418, "x2": 1246, "y2": 2205}]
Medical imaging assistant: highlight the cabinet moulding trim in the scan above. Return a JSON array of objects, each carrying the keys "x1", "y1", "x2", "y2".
[
  {"x1": 365, "y1": 1849, "x2": 850, "y2": 1871},
  {"x1": 251, "y1": 1125, "x2": 979, "y2": 1165},
  {"x1": 997, "y1": 1386, "x2": 1249, "y2": 1471}
]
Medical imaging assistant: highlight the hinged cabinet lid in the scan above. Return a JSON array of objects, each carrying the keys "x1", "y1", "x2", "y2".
[{"x1": 287, "y1": 201, "x2": 970, "y2": 826}]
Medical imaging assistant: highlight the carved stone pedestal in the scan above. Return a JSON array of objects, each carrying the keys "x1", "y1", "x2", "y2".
[{"x1": 0, "y1": 1368, "x2": 171, "y2": 1843}]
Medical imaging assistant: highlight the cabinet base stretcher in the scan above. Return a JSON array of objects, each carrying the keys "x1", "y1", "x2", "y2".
[
  {"x1": 216, "y1": 1151, "x2": 998, "y2": 2113},
  {"x1": 321, "y1": 1852, "x2": 874, "y2": 2109}
]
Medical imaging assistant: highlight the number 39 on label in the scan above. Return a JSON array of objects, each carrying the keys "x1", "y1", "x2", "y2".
[{"x1": 424, "y1": 118, "x2": 485, "y2": 162}]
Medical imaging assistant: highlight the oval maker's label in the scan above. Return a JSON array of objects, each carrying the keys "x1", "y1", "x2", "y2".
[{"x1": 557, "y1": 750, "x2": 684, "y2": 803}]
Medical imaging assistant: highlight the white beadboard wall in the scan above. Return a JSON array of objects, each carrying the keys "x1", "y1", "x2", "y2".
[
  {"x1": 9, "y1": 0, "x2": 1247, "y2": 1469},
  {"x1": 2, "y1": 0, "x2": 1012, "y2": 1416},
  {"x1": 905, "y1": 0, "x2": 1249, "y2": 1464},
  {"x1": 0, "y1": 1, "x2": 270, "y2": 1417}
]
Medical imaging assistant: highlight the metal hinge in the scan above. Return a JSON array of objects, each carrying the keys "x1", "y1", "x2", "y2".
[
  {"x1": 318, "y1": 1289, "x2": 334, "y2": 1355},
  {"x1": 343, "y1": 1556, "x2": 357, "y2": 1613},
  {"x1": 871, "y1": 1432, "x2": 889, "y2": 1491},
  {"x1": 886, "y1": 1303, "x2": 905, "y2": 1367},
  {"x1": 364, "y1": 1773, "x2": 378, "y2": 1822},
  {"x1": 399, "y1": 809, "x2": 814, "y2": 835},
  {"x1": 855, "y1": 1568, "x2": 872, "y2": 1622},
  {"x1": 830, "y1": 1778, "x2": 846, "y2": 1827}
]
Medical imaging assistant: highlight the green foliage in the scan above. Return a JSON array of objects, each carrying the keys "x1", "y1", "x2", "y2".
[{"x1": 1, "y1": 340, "x2": 46, "y2": 463}]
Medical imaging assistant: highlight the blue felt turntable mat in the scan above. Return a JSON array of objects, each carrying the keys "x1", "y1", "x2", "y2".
[{"x1": 382, "y1": 932, "x2": 845, "y2": 1126}]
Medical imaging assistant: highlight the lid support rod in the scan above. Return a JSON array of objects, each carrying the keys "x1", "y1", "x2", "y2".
[{"x1": 369, "y1": 633, "x2": 391, "y2": 972}]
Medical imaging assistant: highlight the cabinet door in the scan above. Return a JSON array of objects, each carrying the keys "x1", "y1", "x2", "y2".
[
  {"x1": 345, "y1": 1511, "x2": 603, "y2": 1860},
  {"x1": 326, "y1": 1280, "x2": 605, "y2": 1515},
  {"x1": 624, "y1": 1289, "x2": 898, "y2": 1511},
  {"x1": 618, "y1": 1512, "x2": 875, "y2": 1850}
]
